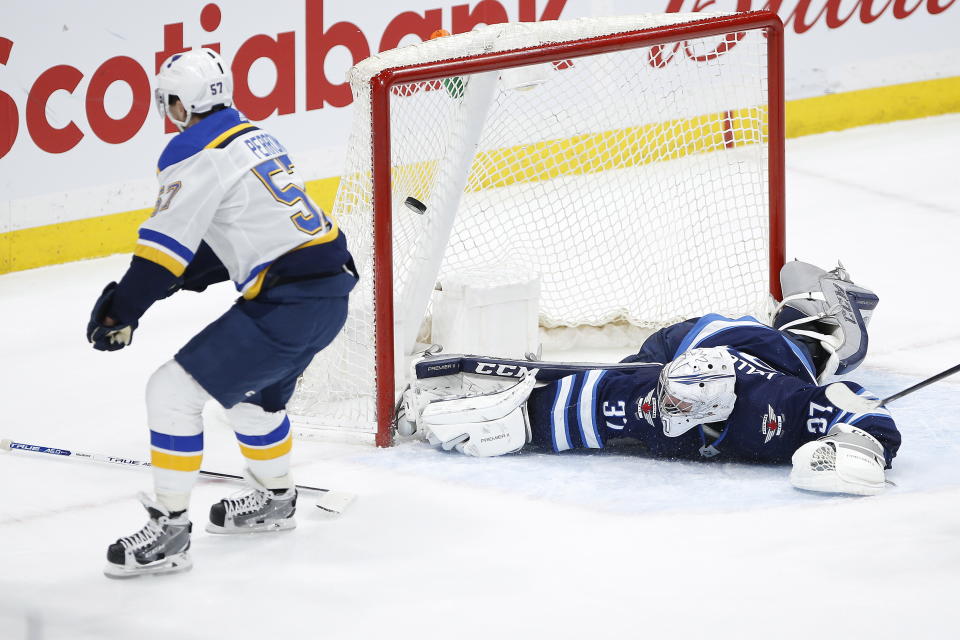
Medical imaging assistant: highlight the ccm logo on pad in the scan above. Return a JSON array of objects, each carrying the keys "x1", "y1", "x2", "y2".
[{"x1": 471, "y1": 362, "x2": 535, "y2": 377}]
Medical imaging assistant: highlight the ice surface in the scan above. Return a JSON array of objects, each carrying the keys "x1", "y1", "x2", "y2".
[{"x1": 2, "y1": 115, "x2": 960, "y2": 639}]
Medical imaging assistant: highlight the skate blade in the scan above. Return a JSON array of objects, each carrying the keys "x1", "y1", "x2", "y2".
[
  {"x1": 205, "y1": 518, "x2": 297, "y2": 535},
  {"x1": 103, "y1": 553, "x2": 193, "y2": 579}
]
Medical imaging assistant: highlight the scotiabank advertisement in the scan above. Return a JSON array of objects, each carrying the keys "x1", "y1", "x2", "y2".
[{"x1": 2, "y1": 0, "x2": 958, "y2": 233}]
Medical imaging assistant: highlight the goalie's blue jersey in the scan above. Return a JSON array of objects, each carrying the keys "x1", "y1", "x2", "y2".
[{"x1": 526, "y1": 315, "x2": 901, "y2": 465}]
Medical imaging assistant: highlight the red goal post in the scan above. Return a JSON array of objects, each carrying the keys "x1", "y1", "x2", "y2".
[{"x1": 290, "y1": 11, "x2": 786, "y2": 447}]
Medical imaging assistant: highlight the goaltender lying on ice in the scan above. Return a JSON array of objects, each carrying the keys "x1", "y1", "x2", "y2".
[{"x1": 399, "y1": 260, "x2": 902, "y2": 497}]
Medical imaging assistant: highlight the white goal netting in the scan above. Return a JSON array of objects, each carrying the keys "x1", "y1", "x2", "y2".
[{"x1": 288, "y1": 13, "x2": 783, "y2": 444}]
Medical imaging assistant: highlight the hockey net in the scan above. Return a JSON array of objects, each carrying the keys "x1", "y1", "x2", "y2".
[{"x1": 288, "y1": 11, "x2": 785, "y2": 445}]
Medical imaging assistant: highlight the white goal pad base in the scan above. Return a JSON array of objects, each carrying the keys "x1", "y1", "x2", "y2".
[{"x1": 428, "y1": 268, "x2": 541, "y2": 359}]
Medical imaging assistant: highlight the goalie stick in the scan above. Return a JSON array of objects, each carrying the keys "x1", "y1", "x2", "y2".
[
  {"x1": 0, "y1": 438, "x2": 355, "y2": 514},
  {"x1": 413, "y1": 352, "x2": 660, "y2": 382},
  {"x1": 825, "y1": 362, "x2": 960, "y2": 414}
]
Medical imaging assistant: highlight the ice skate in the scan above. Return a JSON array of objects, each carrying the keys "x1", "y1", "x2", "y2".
[
  {"x1": 207, "y1": 470, "x2": 297, "y2": 534},
  {"x1": 104, "y1": 493, "x2": 192, "y2": 579}
]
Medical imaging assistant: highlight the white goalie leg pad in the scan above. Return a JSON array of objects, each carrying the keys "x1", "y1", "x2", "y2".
[
  {"x1": 396, "y1": 349, "x2": 524, "y2": 436},
  {"x1": 397, "y1": 372, "x2": 467, "y2": 437},
  {"x1": 419, "y1": 369, "x2": 538, "y2": 425},
  {"x1": 424, "y1": 405, "x2": 530, "y2": 457},
  {"x1": 420, "y1": 371, "x2": 537, "y2": 456},
  {"x1": 790, "y1": 423, "x2": 887, "y2": 496}
]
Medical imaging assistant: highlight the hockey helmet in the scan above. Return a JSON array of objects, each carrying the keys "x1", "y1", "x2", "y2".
[
  {"x1": 155, "y1": 48, "x2": 233, "y2": 130},
  {"x1": 658, "y1": 347, "x2": 737, "y2": 437}
]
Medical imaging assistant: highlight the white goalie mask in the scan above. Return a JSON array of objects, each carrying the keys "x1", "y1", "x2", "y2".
[
  {"x1": 658, "y1": 347, "x2": 737, "y2": 437},
  {"x1": 155, "y1": 48, "x2": 233, "y2": 131}
]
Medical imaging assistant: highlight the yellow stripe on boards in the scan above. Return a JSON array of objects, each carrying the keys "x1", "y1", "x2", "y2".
[
  {"x1": 0, "y1": 176, "x2": 342, "y2": 275},
  {"x1": 468, "y1": 107, "x2": 768, "y2": 191},
  {"x1": 151, "y1": 450, "x2": 203, "y2": 471},
  {"x1": 238, "y1": 436, "x2": 293, "y2": 461},
  {"x1": 0, "y1": 207, "x2": 151, "y2": 274},
  {"x1": 302, "y1": 175, "x2": 341, "y2": 217},
  {"x1": 2, "y1": 77, "x2": 959, "y2": 275},
  {"x1": 387, "y1": 107, "x2": 767, "y2": 199},
  {"x1": 786, "y1": 76, "x2": 960, "y2": 137}
]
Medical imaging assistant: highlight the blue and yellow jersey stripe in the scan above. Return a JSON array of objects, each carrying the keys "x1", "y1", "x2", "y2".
[
  {"x1": 236, "y1": 225, "x2": 342, "y2": 300},
  {"x1": 133, "y1": 228, "x2": 194, "y2": 277},
  {"x1": 206, "y1": 122, "x2": 259, "y2": 150},
  {"x1": 157, "y1": 108, "x2": 258, "y2": 172}
]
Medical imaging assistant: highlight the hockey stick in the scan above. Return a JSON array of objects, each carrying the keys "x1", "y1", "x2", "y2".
[
  {"x1": 0, "y1": 438, "x2": 355, "y2": 514},
  {"x1": 825, "y1": 362, "x2": 960, "y2": 414}
]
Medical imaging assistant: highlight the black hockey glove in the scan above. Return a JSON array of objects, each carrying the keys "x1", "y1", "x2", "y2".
[{"x1": 87, "y1": 282, "x2": 138, "y2": 351}]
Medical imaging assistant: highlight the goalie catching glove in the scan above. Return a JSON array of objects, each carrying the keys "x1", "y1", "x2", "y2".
[
  {"x1": 790, "y1": 423, "x2": 887, "y2": 496},
  {"x1": 408, "y1": 370, "x2": 538, "y2": 457},
  {"x1": 87, "y1": 282, "x2": 138, "y2": 351}
]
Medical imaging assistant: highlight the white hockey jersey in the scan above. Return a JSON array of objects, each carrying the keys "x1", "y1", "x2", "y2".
[{"x1": 136, "y1": 108, "x2": 341, "y2": 299}]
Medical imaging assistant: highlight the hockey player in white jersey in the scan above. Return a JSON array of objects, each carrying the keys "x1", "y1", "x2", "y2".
[
  {"x1": 400, "y1": 261, "x2": 902, "y2": 497},
  {"x1": 87, "y1": 49, "x2": 357, "y2": 578}
]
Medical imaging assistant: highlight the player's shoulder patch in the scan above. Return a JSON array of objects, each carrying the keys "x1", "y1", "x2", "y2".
[{"x1": 157, "y1": 108, "x2": 259, "y2": 172}]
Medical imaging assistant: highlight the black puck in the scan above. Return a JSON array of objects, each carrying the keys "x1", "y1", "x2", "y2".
[{"x1": 404, "y1": 197, "x2": 427, "y2": 214}]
